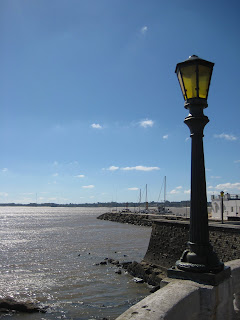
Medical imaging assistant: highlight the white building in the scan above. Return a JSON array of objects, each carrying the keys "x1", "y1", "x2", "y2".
[{"x1": 211, "y1": 193, "x2": 240, "y2": 220}]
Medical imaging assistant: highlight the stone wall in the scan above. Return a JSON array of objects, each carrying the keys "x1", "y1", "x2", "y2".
[
  {"x1": 97, "y1": 213, "x2": 240, "y2": 270},
  {"x1": 116, "y1": 259, "x2": 240, "y2": 320},
  {"x1": 144, "y1": 220, "x2": 240, "y2": 270}
]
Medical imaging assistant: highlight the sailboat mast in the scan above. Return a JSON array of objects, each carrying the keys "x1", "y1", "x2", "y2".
[
  {"x1": 146, "y1": 184, "x2": 148, "y2": 211},
  {"x1": 139, "y1": 189, "x2": 141, "y2": 213},
  {"x1": 164, "y1": 176, "x2": 166, "y2": 213}
]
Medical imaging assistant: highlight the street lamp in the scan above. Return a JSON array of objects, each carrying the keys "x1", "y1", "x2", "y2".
[
  {"x1": 220, "y1": 191, "x2": 224, "y2": 224},
  {"x1": 168, "y1": 55, "x2": 230, "y2": 285}
]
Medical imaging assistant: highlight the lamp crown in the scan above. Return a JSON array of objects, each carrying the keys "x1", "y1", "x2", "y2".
[{"x1": 189, "y1": 55, "x2": 199, "y2": 59}]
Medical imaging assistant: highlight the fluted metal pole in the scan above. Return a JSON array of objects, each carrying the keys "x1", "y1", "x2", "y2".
[{"x1": 175, "y1": 100, "x2": 223, "y2": 273}]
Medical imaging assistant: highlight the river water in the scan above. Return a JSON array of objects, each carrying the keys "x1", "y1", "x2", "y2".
[{"x1": 0, "y1": 207, "x2": 152, "y2": 320}]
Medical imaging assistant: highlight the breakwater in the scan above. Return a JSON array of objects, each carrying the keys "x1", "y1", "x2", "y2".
[{"x1": 97, "y1": 212, "x2": 154, "y2": 227}]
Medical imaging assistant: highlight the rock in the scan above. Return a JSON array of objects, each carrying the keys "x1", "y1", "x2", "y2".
[
  {"x1": 149, "y1": 285, "x2": 160, "y2": 293},
  {"x1": 127, "y1": 261, "x2": 165, "y2": 286},
  {"x1": 100, "y1": 261, "x2": 107, "y2": 265},
  {"x1": 133, "y1": 277, "x2": 144, "y2": 283},
  {"x1": 0, "y1": 297, "x2": 47, "y2": 313},
  {"x1": 121, "y1": 261, "x2": 132, "y2": 269},
  {"x1": 115, "y1": 269, "x2": 122, "y2": 274}
]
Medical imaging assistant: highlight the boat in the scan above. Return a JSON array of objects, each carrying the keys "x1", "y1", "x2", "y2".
[{"x1": 157, "y1": 176, "x2": 172, "y2": 214}]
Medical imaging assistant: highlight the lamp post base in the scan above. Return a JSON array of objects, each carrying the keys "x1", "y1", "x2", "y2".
[
  {"x1": 175, "y1": 242, "x2": 224, "y2": 273},
  {"x1": 167, "y1": 265, "x2": 231, "y2": 286}
]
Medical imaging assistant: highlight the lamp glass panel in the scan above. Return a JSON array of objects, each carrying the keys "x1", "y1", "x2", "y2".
[
  {"x1": 180, "y1": 65, "x2": 197, "y2": 99},
  {"x1": 177, "y1": 71, "x2": 186, "y2": 100},
  {"x1": 198, "y1": 65, "x2": 212, "y2": 99}
]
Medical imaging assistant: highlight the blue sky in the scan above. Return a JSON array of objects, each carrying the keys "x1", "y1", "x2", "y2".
[{"x1": 1, "y1": 0, "x2": 240, "y2": 204}]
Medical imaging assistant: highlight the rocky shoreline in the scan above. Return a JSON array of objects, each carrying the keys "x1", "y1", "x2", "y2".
[
  {"x1": 97, "y1": 212, "x2": 167, "y2": 288},
  {"x1": 95, "y1": 257, "x2": 166, "y2": 290},
  {"x1": 0, "y1": 297, "x2": 47, "y2": 314}
]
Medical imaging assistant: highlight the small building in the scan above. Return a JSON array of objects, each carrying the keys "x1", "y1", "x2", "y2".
[{"x1": 211, "y1": 193, "x2": 240, "y2": 220}]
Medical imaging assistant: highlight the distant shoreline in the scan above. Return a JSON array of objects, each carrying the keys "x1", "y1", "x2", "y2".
[{"x1": 0, "y1": 200, "x2": 203, "y2": 208}]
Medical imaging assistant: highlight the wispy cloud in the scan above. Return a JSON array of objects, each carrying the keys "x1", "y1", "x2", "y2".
[
  {"x1": 128, "y1": 187, "x2": 139, "y2": 191},
  {"x1": 176, "y1": 186, "x2": 182, "y2": 189},
  {"x1": 0, "y1": 192, "x2": 8, "y2": 197},
  {"x1": 184, "y1": 189, "x2": 191, "y2": 194},
  {"x1": 170, "y1": 189, "x2": 180, "y2": 194},
  {"x1": 107, "y1": 166, "x2": 119, "y2": 171},
  {"x1": 82, "y1": 185, "x2": 95, "y2": 189},
  {"x1": 121, "y1": 166, "x2": 160, "y2": 172},
  {"x1": 75, "y1": 174, "x2": 85, "y2": 178},
  {"x1": 91, "y1": 123, "x2": 102, "y2": 129},
  {"x1": 234, "y1": 160, "x2": 240, "y2": 163},
  {"x1": 210, "y1": 176, "x2": 221, "y2": 179},
  {"x1": 139, "y1": 119, "x2": 154, "y2": 128},
  {"x1": 52, "y1": 173, "x2": 59, "y2": 177},
  {"x1": 214, "y1": 133, "x2": 237, "y2": 141},
  {"x1": 2, "y1": 168, "x2": 8, "y2": 172},
  {"x1": 140, "y1": 26, "x2": 148, "y2": 35},
  {"x1": 215, "y1": 182, "x2": 240, "y2": 190},
  {"x1": 163, "y1": 135, "x2": 169, "y2": 140}
]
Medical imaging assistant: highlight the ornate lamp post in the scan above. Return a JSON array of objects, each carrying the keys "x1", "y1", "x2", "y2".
[
  {"x1": 168, "y1": 55, "x2": 230, "y2": 285},
  {"x1": 220, "y1": 191, "x2": 224, "y2": 224}
]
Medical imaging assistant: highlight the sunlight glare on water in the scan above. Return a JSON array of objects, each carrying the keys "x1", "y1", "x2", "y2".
[{"x1": 0, "y1": 207, "x2": 152, "y2": 319}]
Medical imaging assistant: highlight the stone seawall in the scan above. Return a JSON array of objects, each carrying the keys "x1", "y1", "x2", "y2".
[
  {"x1": 97, "y1": 213, "x2": 240, "y2": 271},
  {"x1": 144, "y1": 219, "x2": 240, "y2": 270}
]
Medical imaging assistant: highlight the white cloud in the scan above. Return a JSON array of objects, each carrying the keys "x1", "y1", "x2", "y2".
[
  {"x1": 141, "y1": 26, "x2": 148, "y2": 35},
  {"x1": 82, "y1": 185, "x2": 95, "y2": 189},
  {"x1": 52, "y1": 173, "x2": 59, "y2": 177},
  {"x1": 234, "y1": 160, "x2": 240, "y2": 163},
  {"x1": 91, "y1": 123, "x2": 102, "y2": 129},
  {"x1": 2, "y1": 168, "x2": 8, "y2": 172},
  {"x1": 185, "y1": 137, "x2": 190, "y2": 142},
  {"x1": 53, "y1": 161, "x2": 59, "y2": 166},
  {"x1": 48, "y1": 197, "x2": 57, "y2": 201},
  {"x1": 176, "y1": 186, "x2": 183, "y2": 189},
  {"x1": 139, "y1": 119, "x2": 154, "y2": 128},
  {"x1": 215, "y1": 182, "x2": 240, "y2": 190},
  {"x1": 121, "y1": 165, "x2": 160, "y2": 172},
  {"x1": 107, "y1": 166, "x2": 119, "y2": 171},
  {"x1": 214, "y1": 133, "x2": 237, "y2": 141},
  {"x1": 75, "y1": 174, "x2": 85, "y2": 178},
  {"x1": 163, "y1": 135, "x2": 168, "y2": 140},
  {"x1": 128, "y1": 187, "x2": 139, "y2": 191},
  {"x1": 210, "y1": 176, "x2": 221, "y2": 179},
  {"x1": 0, "y1": 192, "x2": 8, "y2": 197},
  {"x1": 184, "y1": 189, "x2": 191, "y2": 194},
  {"x1": 170, "y1": 189, "x2": 179, "y2": 194}
]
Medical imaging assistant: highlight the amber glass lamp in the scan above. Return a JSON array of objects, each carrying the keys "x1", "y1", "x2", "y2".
[{"x1": 175, "y1": 55, "x2": 214, "y2": 104}]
